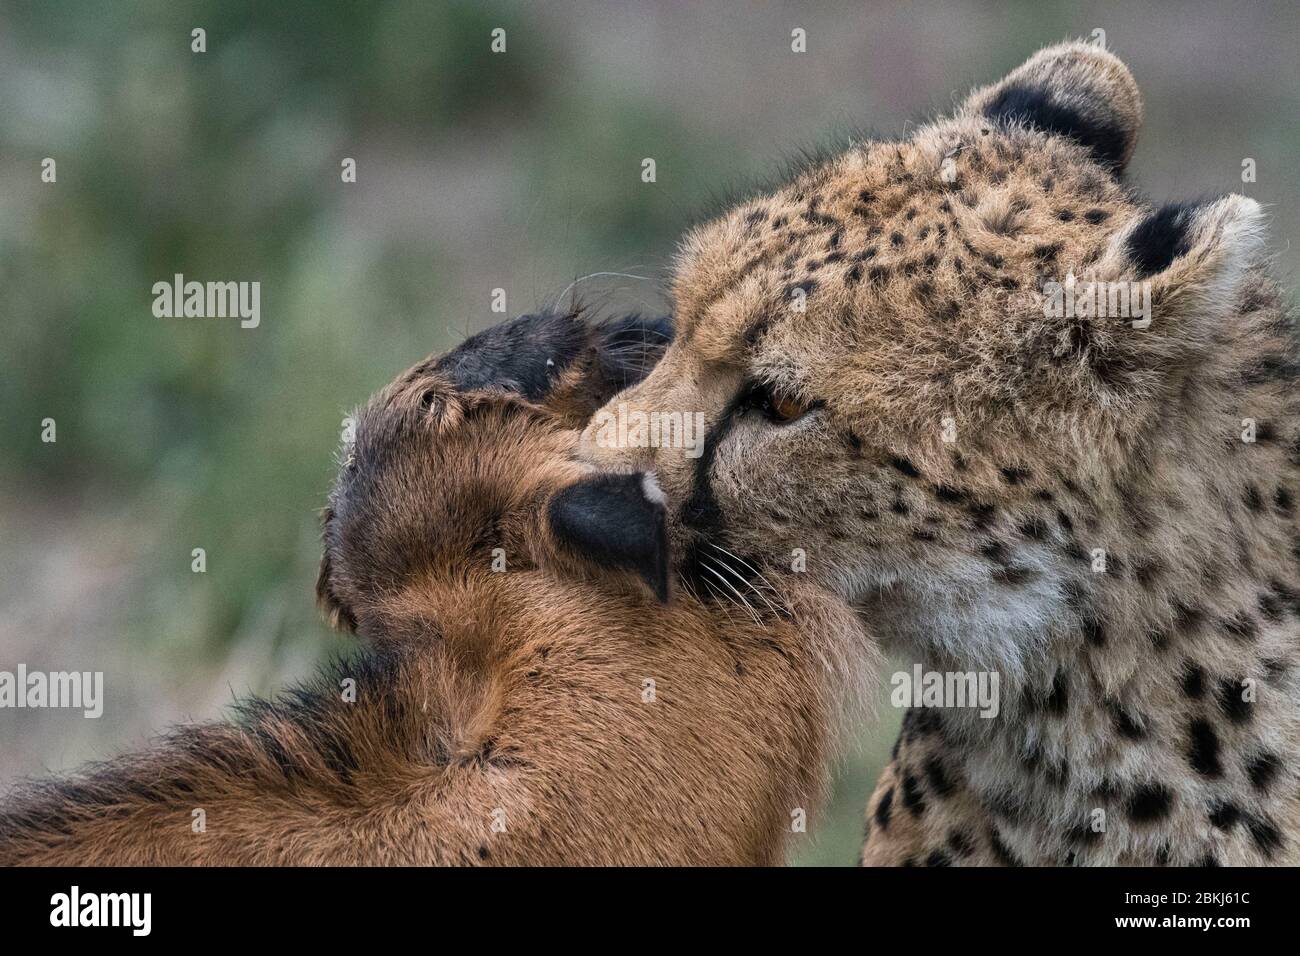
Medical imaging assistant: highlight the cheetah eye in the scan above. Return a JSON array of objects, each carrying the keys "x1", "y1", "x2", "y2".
[{"x1": 740, "y1": 381, "x2": 816, "y2": 424}]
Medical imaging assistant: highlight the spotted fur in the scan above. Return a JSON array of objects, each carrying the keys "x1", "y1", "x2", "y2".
[{"x1": 581, "y1": 42, "x2": 1300, "y2": 865}]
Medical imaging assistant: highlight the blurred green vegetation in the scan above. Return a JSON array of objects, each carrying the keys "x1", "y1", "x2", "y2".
[{"x1": 2, "y1": 0, "x2": 1297, "y2": 865}]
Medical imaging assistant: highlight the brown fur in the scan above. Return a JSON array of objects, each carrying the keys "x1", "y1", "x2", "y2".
[
  {"x1": 0, "y1": 313, "x2": 873, "y2": 866},
  {"x1": 581, "y1": 42, "x2": 1300, "y2": 865}
]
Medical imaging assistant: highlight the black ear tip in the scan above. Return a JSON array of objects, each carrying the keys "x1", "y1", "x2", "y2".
[
  {"x1": 548, "y1": 471, "x2": 672, "y2": 601},
  {"x1": 982, "y1": 83, "x2": 1129, "y2": 170},
  {"x1": 1124, "y1": 201, "x2": 1198, "y2": 277}
]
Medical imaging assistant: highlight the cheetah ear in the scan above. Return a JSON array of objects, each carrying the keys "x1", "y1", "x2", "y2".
[
  {"x1": 1091, "y1": 195, "x2": 1267, "y2": 361},
  {"x1": 1123, "y1": 196, "x2": 1263, "y2": 338},
  {"x1": 963, "y1": 40, "x2": 1143, "y2": 173},
  {"x1": 547, "y1": 472, "x2": 671, "y2": 602}
]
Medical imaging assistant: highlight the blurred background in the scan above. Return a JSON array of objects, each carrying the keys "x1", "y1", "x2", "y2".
[{"x1": 1, "y1": 0, "x2": 1297, "y2": 865}]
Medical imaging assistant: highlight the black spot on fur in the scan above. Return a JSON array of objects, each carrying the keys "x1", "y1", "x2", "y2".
[
  {"x1": 947, "y1": 830, "x2": 975, "y2": 858},
  {"x1": 1174, "y1": 600, "x2": 1205, "y2": 633},
  {"x1": 874, "y1": 786, "x2": 895, "y2": 831},
  {"x1": 1134, "y1": 559, "x2": 1163, "y2": 588},
  {"x1": 784, "y1": 279, "x2": 816, "y2": 300},
  {"x1": 980, "y1": 540, "x2": 1010, "y2": 564},
  {"x1": 905, "y1": 706, "x2": 944, "y2": 739},
  {"x1": 925, "y1": 850, "x2": 952, "y2": 867},
  {"x1": 1222, "y1": 612, "x2": 1260, "y2": 643},
  {"x1": 985, "y1": 786, "x2": 1031, "y2": 824},
  {"x1": 1108, "y1": 702, "x2": 1146, "y2": 740},
  {"x1": 992, "y1": 565, "x2": 1037, "y2": 586},
  {"x1": 923, "y1": 756, "x2": 955, "y2": 798},
  {"x1": 1246, "y1": 751, "x2": 1281, "y2": 791},
  {"x1": 999, "y1": 466, "x2": 1031, "y2": 485},
  {"x1": 1044, "y1": 759, "x2": 1069, "y2": 790},
  {"x1": 934, "y1": 484, "x2": 966, "y2": 504},
  {"x1": 1259, "y1": 590, "x2": 1284, "y2": 623},
  {"x1": 901, "y1": 773, "x2": 927, "y2": 817},
  {"x1": 1246, "y1": 814, "x2": 1283, "y2": 857},
  {"x1": 968, "y1": 502, "x2": 996, "y2": 529},
  {"x1": 1127, "y1": 784, "x2": 1173, "y2": 823},
  {"x1": 1209, "y1": 801, "x2": 1240, "y2": 831},
  {"x1": 1045, "y1": 670, "x2": 1069, "y2": 716},
  {"x1": 988, "y1": 828, "x2": 1023, "y2": 866},
  {"x1": 1187, "y1": 719, "x2": 1222, "y2": 777},
  {"x1": 1126, "y1": 202, "x2": 1197, "y2": 278},
  {"x1": 889, "y1": 456, "x2": 921, "y2": 478},
  {"x1": 1081, "y1": 615, "x2": 1106, "y2": 648},
  {"x1": 1181, "y1": 662, "x2": 1205, "y2": 699},
  {"x1": 743, "y1": 316, "x2": 771, "y2": 348},
  {"x1": 1020, "y1": 516, "x2": 1050, "y2": 540},
  {"x1": 1067, "y1": 822, "x2": 1103, "y2": 846},
  {"x1": 1218, "y1": 677, "x2": 1253, "y2": 724},
  {"x1": 982, "y1": 84, "x2": 1130, "y2": 169},
  {"x1": 1243, "y1": 355, "x2": 1300, "y2": 386},
  {"x1": 1268, "y1": 579, "x2": 1300, "y2": 618}
]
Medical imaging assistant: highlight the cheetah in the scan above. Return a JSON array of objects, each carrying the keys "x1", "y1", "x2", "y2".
[
  {"x1": 581, "y1": 41, "x2": 1300, "y2": 865},
  {"x1": 0, "y1": 312, "x2": 872, "y2": 865}
]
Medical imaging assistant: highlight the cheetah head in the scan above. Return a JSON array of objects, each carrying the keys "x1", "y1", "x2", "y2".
[{"x1": 581, "y1": 41, "x2": 1279, "y2": 680}]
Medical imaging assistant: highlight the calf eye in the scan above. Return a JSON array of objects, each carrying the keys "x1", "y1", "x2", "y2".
[{"x1": 741, "y1": 381, "x2": 815, "y2": 424}]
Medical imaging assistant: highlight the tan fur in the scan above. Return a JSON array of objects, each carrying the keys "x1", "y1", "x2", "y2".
[
  {"x1": 0, "y1": 317, "x2": 873, "y2": 866},
  {"x1": 582, "y1": 42, "x2": 1300, "y2": 865}
]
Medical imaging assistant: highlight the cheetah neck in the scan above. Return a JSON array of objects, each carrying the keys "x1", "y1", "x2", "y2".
[{"x1": 863, "y1": 395, "x2": 1300, "y2": 864}]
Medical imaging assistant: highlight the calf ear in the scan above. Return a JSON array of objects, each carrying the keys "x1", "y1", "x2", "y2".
[
  {"x1": 547, "y1": 472, "x2": 670, "y2": 602},
  {"x1": 963, "y1": 40, "x2": 1143, "y2": 173},
  {"x1": 434, "y1": 310, "x2": 672, "y2": 399},
  {"x1": 435, "y1": 311, "x2": 590, "y2": 401},
  {"x1": 315, "y1": 508, "x2": 358, "y2": 634}
]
